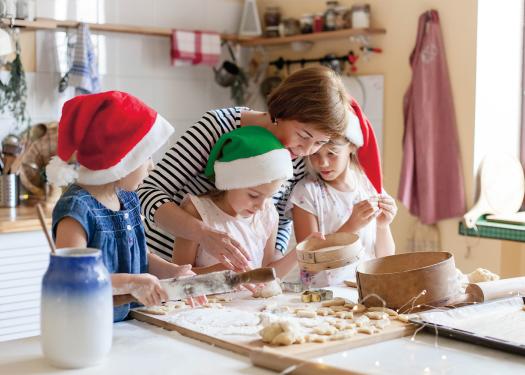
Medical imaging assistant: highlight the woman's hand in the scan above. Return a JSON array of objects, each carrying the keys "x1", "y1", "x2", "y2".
[
  {"x1": 199, "y1": 226, "x2": 252, "y2": 271},
  {"x1": 376, "y1": 194, "x2": 398, "y2": 228},
  {"x1": 345, "y1": 200, "x2": 377, "y2": 233},
  {"x1": 129, "y1": 273, "x2": 168, "y2": 307}
]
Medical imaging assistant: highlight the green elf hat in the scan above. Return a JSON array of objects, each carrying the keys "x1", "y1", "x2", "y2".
[{"x1": 205, "y1": 126, "x2": 294, "y2": 190}]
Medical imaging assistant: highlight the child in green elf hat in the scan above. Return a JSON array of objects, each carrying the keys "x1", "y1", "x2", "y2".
[{"x1": 172, "y1": 126, "x2": 298, "y2": 277}]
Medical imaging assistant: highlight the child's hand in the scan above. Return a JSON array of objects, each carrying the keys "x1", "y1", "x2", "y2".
[
  {"x1": 346, "y1": 199, "x2": 377, "y2": 233},
  {"x1": 129, "y1": 273, "x2": 168, "y2": 307},
  {"x1": 376, "y1": 194, "x2": 398, "y2": 228}
]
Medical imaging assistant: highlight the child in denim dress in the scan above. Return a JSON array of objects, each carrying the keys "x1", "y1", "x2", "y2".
[{"x1": 47, "y1": 91, "x2": 201, "y2": 322}]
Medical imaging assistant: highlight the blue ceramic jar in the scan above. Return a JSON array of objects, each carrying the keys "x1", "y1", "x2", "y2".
[{"x1": 41, "y1": 248, "x2": 112, "y2": 368}]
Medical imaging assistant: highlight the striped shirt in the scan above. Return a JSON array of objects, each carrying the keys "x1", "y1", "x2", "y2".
[{"x1": 138, "y1": 107, "x2": 306, "y2": 260}]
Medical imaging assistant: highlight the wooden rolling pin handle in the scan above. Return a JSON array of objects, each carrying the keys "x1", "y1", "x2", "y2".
[{"x1": 235, "y1": 267, "x2": 276, "y2": 285}]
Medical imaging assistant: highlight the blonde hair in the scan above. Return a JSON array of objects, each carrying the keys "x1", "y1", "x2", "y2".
[
  {"x1": 306, "y1": 136, "x2": 363, "y2": 177},
  {"x1": 267, "y1": 66, "x2": 349, "y2": 139}
]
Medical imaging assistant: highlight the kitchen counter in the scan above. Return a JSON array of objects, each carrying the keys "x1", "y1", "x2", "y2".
[
  {"x1": 0, "y1": 319, "x2": 524, "y2": 375},
  {"x1": 0, "y1": 202, "x2": 53, "y2": 234}
]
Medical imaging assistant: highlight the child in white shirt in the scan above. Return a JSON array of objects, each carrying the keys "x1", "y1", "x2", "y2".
[{"x1": 289, "y1": 98, "x2": 397, "y2": 287}]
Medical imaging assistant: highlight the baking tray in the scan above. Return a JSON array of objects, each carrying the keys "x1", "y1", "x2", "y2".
[{"x1": 410, "y1": 297, "x2": 525, "y2": 356}]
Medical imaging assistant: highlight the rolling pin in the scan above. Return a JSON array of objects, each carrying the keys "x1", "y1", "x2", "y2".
[{"x1": 451, "y1": 277, "x2": 525, "y2": 305}]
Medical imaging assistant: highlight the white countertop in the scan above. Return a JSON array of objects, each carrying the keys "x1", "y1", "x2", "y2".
[{"x1": 1, "y1": 318, "x2": 524, "y2": 375}]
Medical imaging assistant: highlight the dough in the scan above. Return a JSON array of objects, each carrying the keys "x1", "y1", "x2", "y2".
[
  {"x1": 352, "y1": 304, "x2": 367, "y2": 313},
  {"x1": 313, "y1": 324, "x2": 338, "y2": 335},
  {"x1": 355, "y1": 315, "x2": 370, "y2": 327},
  {"x1": 343, "y1": 280, "x2": 357, "y2": 288},
  {"x1": 357, "y1": 326, "x2": 378, "y2": 335},
  {"x1": 330, "y1": 305, "x2": 349, "y2": 312},
  {"x1": 252, "y1": 280, "x2": 282, "y2": 298},
  {"x1": 321, "y1": 298, "x2": 346, "y2": 307},
  {"x1": 373, "y1": 319, "x2": 391, "y2": 330},
  {"x1": 260, "y1": 319, "x2": 305, "y2": 346},
  {"x1": 467, "y1": 268, "x2": 500, "y2": 283},
  {"x1": 365, "y1": 311, "x2": 389, "y2": 320},
  {"x1": 316, "y1": 308, "x2": 332, "y2": 316},
  {"x1": 334, "y1": 311, "x2": 354, "y2": 320},
  {"x1": 295, "y1": 309, "x2": 317, "y2": 318},
  {"x1": 368, "y1": 307, "x2": 398, "y2": 317},
  {"x1": 334, "y1": 321, "x2": 356, "y2": 331},
  {"x1": 397, "y1": 313, "x2": 418, "y2": 323},
  {"x1": 331, "y1": 330, "x2": 356, "y2": 340},
  {"x1": 306, "y1": 334, "x2": 329, "y2": 343},
  {"x1": 136, "y1": 301, "x2": 186, "y2": 315}
]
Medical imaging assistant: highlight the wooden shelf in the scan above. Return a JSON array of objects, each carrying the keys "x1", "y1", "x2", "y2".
[
  {"x1": 1, "y1": 17, "x2": 240, "y2": 42},
  {"x1": 238, "y1": 28, "x2": 386, "y2": 47},
  {"x1": 2, "y1": 18, "x2": 384, "y2": 47}
]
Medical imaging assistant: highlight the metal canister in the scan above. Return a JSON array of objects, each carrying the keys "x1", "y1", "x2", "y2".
[{"x1": 0, "y1": 174, "x2": 19, "y2": 207}]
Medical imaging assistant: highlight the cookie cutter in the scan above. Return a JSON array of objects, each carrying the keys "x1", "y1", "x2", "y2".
[
  {"x1": 281, "y1": 281, "x2": 304, "y2": 293},
  {"x1": 301, "y1": 289, "x2": 334, "y2": 303}
]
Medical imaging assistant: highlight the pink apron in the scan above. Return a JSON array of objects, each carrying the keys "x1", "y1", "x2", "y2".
[{"x1": 398, "y1": 10, "x2": 466, "y2": 224}]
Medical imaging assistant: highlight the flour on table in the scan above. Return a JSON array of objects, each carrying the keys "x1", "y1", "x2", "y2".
[{"x1": 167, "y1": 307, "x2": 261, "y2": 336}]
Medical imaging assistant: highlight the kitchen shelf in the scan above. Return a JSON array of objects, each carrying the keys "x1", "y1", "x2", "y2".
[
  {"x1": 2, "y1": 18, "x2": 385, "y2": 46},
  {"x1": 238, "y1": 28, "x2": 386, "y2": 47},
  {"x1": 0, "y1": 17, "x2": 241, "y2": 43}
]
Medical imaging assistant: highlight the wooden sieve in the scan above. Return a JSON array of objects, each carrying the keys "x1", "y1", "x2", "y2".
[
  {"x1": 356, "y1": 251, "x2": 459, "y2": 310},
  {"x1": 296, "y1": 232, "x2": 363, "y2": 272}
]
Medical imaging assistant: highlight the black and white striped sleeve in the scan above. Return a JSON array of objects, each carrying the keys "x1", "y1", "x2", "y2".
[{"x1": 138, "y1": 108, "x2": 239, "y2": 222}]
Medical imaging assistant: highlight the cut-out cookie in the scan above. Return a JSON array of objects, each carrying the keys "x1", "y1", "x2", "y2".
[
  {"x1": 295, "y1": 309, "x2": 317, "y2": 318},
  {"x1": 357, "y1": 325, "x2": 378, "y2": 335},
  {"x1": 352, "y1": 304, "x2": 367, "y2": 313},
  {"x1": 313, "y1": 324, "x2": 338, "y2": 336},
  {"x1": 366, "y1": 311, "x2": 389, "y2": 320},
  {"x1": 368, "y1": 307, "x2": 398, "y2": 317},
  {"x1": 355, "y1": 315, "x2": 370, "y2": 327},
  {"x1": 334, "y1": 311, "x2": 354, "y2": 320},
  {"x1": 321, "y1": 298, "x2": 346, "y2": 307},
  {"x1": 373, "y1": 318, "x2": 391, "y2": 330}
]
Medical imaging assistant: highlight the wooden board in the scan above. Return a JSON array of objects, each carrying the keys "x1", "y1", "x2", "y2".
[{"x1": 130, "y1": 289, "x2": 416, "y2": 361}]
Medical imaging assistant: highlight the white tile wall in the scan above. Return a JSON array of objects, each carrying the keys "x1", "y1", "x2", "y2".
[{"x1": 0, "y1": 0, "x2": 244, "y2": 148}]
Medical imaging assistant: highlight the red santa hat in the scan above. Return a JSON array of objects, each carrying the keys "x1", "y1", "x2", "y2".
[
  {"x1": 46, "y1": 91, "x2": 174, "y2": 186},
  {"x1": 345, "y1": 97, "x2": 383, "y2": 194}
]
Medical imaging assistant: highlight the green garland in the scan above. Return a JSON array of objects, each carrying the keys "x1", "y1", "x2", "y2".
[{"x1": 0, "y1": 43, "x2": 29, "y2": 127}]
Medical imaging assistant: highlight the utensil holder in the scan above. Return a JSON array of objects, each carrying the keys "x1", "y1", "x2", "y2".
[{"x1": 0, "y1": 174, "x2": 19, "y2": 207}]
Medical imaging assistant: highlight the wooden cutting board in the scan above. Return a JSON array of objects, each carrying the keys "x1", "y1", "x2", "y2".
[{"x1": 130, "y1": 290, "x2": 415, "y2": 359}]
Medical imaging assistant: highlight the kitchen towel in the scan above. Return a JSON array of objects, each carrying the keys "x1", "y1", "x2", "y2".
[
  {"x1": 68, "y1": 23, "x2": 100, "y2": 95},
  {"x1": 171, "y1": 29, "x2": 221, "y2": 67}
]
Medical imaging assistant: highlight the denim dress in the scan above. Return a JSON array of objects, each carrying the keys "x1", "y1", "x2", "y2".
[{"x1": 52, "y1": 184, "x2": 148, "y2": 322}]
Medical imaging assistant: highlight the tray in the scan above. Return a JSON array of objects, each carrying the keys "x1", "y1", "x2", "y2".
[{"x1": 410, "y1": 297, "x2": 525, "y2": 356}]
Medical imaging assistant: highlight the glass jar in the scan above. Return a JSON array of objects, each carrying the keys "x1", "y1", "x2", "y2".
[
  {"x1": 41, "y1": 248, "x2": 113, "y2": 368},
  {"x1": 323, "y1": 0, "x2": 339, "y2": 31},
  {"x1": 335, "y1": 6, "x2": 348, "y2": 30},
  {"x1": 300, "y1": 13, "x2": 313, "y2": 34},
  {"x1": 313, "y1": 13, "x2": 324, "y2": 33},
  {"x1": 351, "y1": 4, "x2": 371, "y2": 29},
  {"x1": 264, "y1": 6, "x2": 281, "y2": 27},
  {"x1": 279, "y1": 18, "x2": 300, "y2": 37}
]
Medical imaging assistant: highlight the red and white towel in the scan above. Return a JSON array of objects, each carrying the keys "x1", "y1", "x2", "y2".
[{"x1": 171, "y1": 30, "x2": 221, "y2": 67}]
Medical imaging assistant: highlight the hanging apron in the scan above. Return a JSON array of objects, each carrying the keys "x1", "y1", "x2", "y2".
[{"x1": 398, "y1": 10, "x2": 466, "y2": 225}]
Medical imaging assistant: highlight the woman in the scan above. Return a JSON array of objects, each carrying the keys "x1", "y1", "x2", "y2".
[{"x1": 138, "y1": 66, "x2": 350, "y2": 270}]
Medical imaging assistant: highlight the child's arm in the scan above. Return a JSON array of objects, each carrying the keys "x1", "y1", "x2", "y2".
[
  {"x1": 374, "y1": 194, "x2": 397, "y2": 257},
  {"x1": 292, "y1": 205, "x2": 320, "y2": 244},
  {"x1": 262, "y1": 226, "x2": 297, "y2": 279},
  {"x1": 173, "y1": 198, "x2": 230, "y2": 275},
  {"x1": 54, "y1": 217, "x2": 88, "y2": 248}
]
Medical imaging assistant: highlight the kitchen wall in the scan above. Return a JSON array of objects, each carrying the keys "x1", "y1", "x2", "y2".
[
  {"x1": 257, "y1": 0, "x2": 525, "y2": 276},
  {"x1": 0, "y1": 0, "x2": 245, "y2": 159}
]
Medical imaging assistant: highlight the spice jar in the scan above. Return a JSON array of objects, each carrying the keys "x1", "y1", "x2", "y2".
[
  {"x1": 351, "y1": 4, "x2": 371, "y2": 28},
  {"x1": 313, "y1": 13, "x2": 324, "y2": 33},
  {"x1": 279, "y1": 18, "x2": 301, "y2": 37},
  {"x1": 335, "y1": 6, "x2": 348, "y2": 30},
  {"x1": 264, "y1": 6, "x2": 281, "y2": 27},
  {"x1": 265, "y1": 26, "x2": 280, "y2": 38},
  {"x1": 300, "y1": 13, "x2": 313, "y2": 34},
  {"x1": 323, "y1": 0, "x2": 339, "y2": 31}
]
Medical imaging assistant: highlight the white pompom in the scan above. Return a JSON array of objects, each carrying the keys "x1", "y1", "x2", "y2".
[{"x1": 45, "y1": 156, "x2": 79, "y2": 187}]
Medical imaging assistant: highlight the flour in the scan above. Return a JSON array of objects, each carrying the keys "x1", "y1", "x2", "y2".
[{"x1": 167, "y1": 307, "x2": 262, "y2": 336}]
